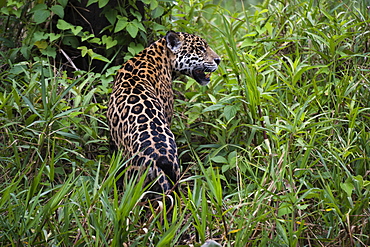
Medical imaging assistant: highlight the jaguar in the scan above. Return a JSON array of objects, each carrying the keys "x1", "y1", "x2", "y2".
[{"x1": 107, "y1": 31, "x2": 220, "y2": 194}]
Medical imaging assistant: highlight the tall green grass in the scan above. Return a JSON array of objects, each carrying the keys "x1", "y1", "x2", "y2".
[{"x1": 1, "y1": 0, "x2": 369, "y2": 246}]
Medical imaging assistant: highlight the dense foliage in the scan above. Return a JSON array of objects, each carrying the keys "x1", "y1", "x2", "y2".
[{"x1": 1, "y1": 0, "x2": 369, "y2": 246}]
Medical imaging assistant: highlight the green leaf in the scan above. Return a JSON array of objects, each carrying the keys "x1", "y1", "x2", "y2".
[
  {"x1": 203, "y1": 104, "x2": 224, "y2": 113},
  {"x1": 127, "y1": 42, "x2": 144, "y2": 56},
  {"x1": 86, "y1": 0, "x2": 98, "y2": 6},
  {"x1": 21, "y1": 96, "x2": 41, "y2": 118},
  {"x1": 114, "y1": 16, "x2": 128, "y2": 33},
  {"x1": 30, "y1": 3, "x2": 48, "y2": 12},
  {"x1": 352, "y1": 175, "x2": 363, "y2": 190},
  {"x1": 91, "y1": 53, "x2": 110, "y2": 63},
  {"x1": 40, "y1": 46, "x2": 56, "y2": 58},
  {"x1": 20, "y1": 45, "x2": 31, "y2": 59},
  {"x1": 340, "y1": 180, "x2": 354, "y2": 197},
  {"x1": 34, "y1": 40, "x2": 48, "y2": 49},
  {"x1": 49, "y1": 33, "x2": 61, "y2": 42},
  {"x1": 211, "y1": 156, "x2": 228, "y2": 164},
  {"x1": 57, "y1": 19, "x2": 73, "y2": 30},
  {"x1": 50, "y1": 5, "x2": 64, "y2": 18},
  {"x1": 221, "y1": 164, "x2": 230, "y2": 173},
  {"x1": 71, "y1": 26, "x2": 83, "y2": 35},
  {"x1": 228, "y1": 151, "x2": 237, "y2": 166},
  {"x1": 265, "y1": 21, "x2": 273, "y2": 35},
  {"x1": 102, "y1": 35, "x2": 117, "y2": 49},
  {"x1": 57, "y1": 19, "x2": 83, "y2": 35},
  {"x1": 278, "y1": 202, "x2": 292, "y2": 217},
  {"x1": 130, "y1": 10, "x2": 142, "y2": 21},
  {"x1": 33, "y1": 31, "x2": 48, "y2": 41},
  {"x1": 186, "y1": 107, "x2": 201, "y2": 124},
  {"x1": 297, "y1": 204, "x2": 310, "y2": 210},
  {"x1": 126, "y1": 22, "x2": 139, "y2": 38},
  {"x1": 81, "y1": 32, "x2": 95, "y2": 42},
  {"x1": 98, "y1": 0, "x2": 109, "y2": 8},
  {"x1": 241, "y1": 37, "x2": 257, "y2": 48},
  {"x1": 150, "y1": 0, "x2": 159, "y2": 9},
  {"x1": 58, "y1": 0, "x2": 68, "y2": 7},
  {"x1": 62, "y1": 36, "x2": 79, "y2": 47},
  {"x1": 78, "y1": 46, "x2": 89, "y2": 57},
  {"x1": 152, "y1": 6, "x2": 164, "y2": 19},
  {"x1": 136, "y1": 21, "x2": 146, "y2": 32},
  {"x1": 88, "y1": 37, "x2": 102, "y2": 44},
  {"x1": 223, "y1": 104, "x2": 238, "y2": 121},
  {"x1": 34, "y1": 9, "x2": 50, "y2": 24},
  {"x1": 105, "y1": 8, "x2": 118, "y2": 25}
]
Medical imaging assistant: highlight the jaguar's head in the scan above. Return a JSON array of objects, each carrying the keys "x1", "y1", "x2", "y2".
[{"x1": 166, "y1": 31, "x2": 221, "y2": 86}]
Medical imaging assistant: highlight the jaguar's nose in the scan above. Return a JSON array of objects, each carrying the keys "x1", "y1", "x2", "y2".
[{"x1": 214, "y1": 57, "x2": 221, "y2": 65}]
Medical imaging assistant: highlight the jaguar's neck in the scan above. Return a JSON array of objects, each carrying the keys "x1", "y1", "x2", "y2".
[{"x1": 145, "y1": 38, "x2": 175, "y2": 82}]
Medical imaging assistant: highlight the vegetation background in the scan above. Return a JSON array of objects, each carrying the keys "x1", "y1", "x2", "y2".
[{"x1": 0, "y1": 0, "x2": 369, "y2": 246}]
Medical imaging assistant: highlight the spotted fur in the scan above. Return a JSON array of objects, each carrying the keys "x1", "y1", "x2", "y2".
[{"x1": 107, "y1": 31, "x2": 220, "y2": 193}]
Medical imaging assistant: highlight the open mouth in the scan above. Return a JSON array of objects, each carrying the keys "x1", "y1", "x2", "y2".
[{"x1": 193, "y1": 69, "x2": 213, "y2": 85}]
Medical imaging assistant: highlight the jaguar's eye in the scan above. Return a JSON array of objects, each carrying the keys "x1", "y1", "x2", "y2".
[{"x1": 198, "y1": 46, "x2": 206, "y2": 53}]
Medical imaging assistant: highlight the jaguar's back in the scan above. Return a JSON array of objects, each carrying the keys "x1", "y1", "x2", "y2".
[{"x1": 107, "y1": 31, "x2": 220, "y2": 193}]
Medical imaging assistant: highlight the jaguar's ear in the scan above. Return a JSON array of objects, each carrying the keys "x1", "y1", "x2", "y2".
[{"x1": 166, "y1": 31, "x2": 182, "y2": 52}]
